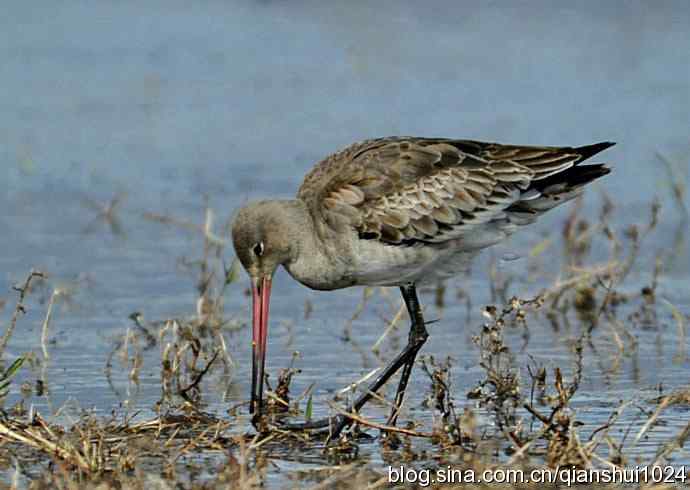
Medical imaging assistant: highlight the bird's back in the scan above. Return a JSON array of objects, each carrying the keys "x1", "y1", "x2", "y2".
[{"x1": 297, "y1": 137, "x2": 613, "y2": 247}]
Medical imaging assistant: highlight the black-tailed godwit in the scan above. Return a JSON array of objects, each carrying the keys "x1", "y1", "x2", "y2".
[{"x1": 231, "y1": 137, "x2": 614, "y2": 438}]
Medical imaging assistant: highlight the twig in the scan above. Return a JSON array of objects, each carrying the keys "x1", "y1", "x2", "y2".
[
  {"x1": 664, "y1": 299, "x2": 687, "y2": 364},
  {"x1": 265, "y1": 391, "x2": 290, "y2": 408},
  {"x1": 179, "y1": 350, "x2": 220, "y2": 399},
  {"x1": 0, "y1": 270, "x2": 44, "y2": 359},
  {"x1": 41, "y1": 289, "x2": 61, "y2": 361},
  {"x1": 327, "y1": 402, "x2": 433, "y2": 438},
  {"x1": 656, "y1": 151, "x2": 689, "y2": 219},
  {"x1": 542, "y1": 262, "x2": 618, "y2": 303},
  {"x1": 371, "y1": 301, "x2": 406, "y2": 353},
  {"x1": 337, "y1": 367, "x2": 381, "y2": 396},
  {"x1": 506, "y1": 425, "x2": 550, "y2": 465},
  {"x1": 631, "y1": 396, "x2": 671, "y2": 448},
  {"x1": 0, "y1": 420, "x2": 91, "y2": 472},
  {"x1": 652, "y1": 419, "x2": 690, "y2": 465}
]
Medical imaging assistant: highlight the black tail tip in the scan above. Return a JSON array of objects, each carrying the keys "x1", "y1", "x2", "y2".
[
  {"x1": 566, "y1": 163, "x2": 611, "y2": 187},
  {"x1": 576, "y1": 141, "x2": 616, "y2": 162},
  {"x1": 532, "y1": 163, "x2": 611, "y2": 192}
]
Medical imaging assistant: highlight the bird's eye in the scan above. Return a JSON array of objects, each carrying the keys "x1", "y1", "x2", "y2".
[{"x1": 253, "y1": 241, "x2": 264, "y2": 257}]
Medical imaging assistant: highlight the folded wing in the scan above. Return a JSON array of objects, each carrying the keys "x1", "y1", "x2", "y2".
[{"x1": 298, "y1": 137, "x2": 613, "y2": 245}]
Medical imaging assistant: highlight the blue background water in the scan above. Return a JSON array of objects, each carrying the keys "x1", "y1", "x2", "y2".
[{"x1": 1, "y1": 0, "x2": 689, "y2": 480}]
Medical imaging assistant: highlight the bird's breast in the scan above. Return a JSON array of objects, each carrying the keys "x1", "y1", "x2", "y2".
[
  {"x1": 283, "y1": 243, "x2": 355, "y2": 291},
  {"x1": 348, "y1": 239, "x2": 442, "y2": 286},
  {"x1": 284, "y1": 227, "x2": 476, "y2": 289}
]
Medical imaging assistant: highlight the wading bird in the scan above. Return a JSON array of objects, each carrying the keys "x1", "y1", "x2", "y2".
[{"x1": 231, "y1": 137, "x2": 613, "y2": 438}]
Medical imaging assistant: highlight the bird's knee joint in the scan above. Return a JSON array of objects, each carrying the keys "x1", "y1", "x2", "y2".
[{"x1": 409, "y1": 331, "x2": 428, "y2": 346}]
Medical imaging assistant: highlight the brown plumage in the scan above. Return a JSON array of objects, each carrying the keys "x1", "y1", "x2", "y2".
[{"x1": 298, "y1": 137, "x2": 613, "y2": 245}]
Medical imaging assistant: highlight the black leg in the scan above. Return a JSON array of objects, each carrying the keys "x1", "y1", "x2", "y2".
[
  {"x1": 279, "y1": 283, "x2": 429, "y2": 439},
  {"x1": 387, "y1": 283, "x2": 428, "y2": 426}
]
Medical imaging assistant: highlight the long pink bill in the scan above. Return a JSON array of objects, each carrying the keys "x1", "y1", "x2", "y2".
[{"x1": 250, "y1": 277, "x2": 272, "y2": 419}]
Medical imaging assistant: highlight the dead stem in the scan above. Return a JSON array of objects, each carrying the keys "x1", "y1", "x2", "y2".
[
  {"x1": 326, "y1": 402, "x2": 433, "y2": 439},
  {"x1": 0, "y1": 270, "x2": 45, "y2": 360},
  {"x1": 40, "y1": 289, "x2": 61, "y2": 361}
]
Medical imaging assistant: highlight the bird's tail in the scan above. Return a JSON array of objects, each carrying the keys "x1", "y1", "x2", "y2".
[{"x1": 506, "y1": 142, "x2": 614, "y2": 222}]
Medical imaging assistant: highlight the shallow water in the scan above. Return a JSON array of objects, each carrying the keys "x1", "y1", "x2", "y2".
[{"x1": 1, "y1": 1, "x2": 690, "y2": 486}]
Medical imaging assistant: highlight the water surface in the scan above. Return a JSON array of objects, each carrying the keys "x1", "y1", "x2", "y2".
[{"x1": 1, "y1": 1, "x2": 689, "y2": 485}]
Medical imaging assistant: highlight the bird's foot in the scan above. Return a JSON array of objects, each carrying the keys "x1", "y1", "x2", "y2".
[
  {"x1": 272, "y1": 414, "x2": 358, "y2": 443},
  {"x1": 276, "y1": 413, "x2": 347, "y2": 432},
  {"x1": 251, "y1": 408, "x2": 350, "y2": 436}
]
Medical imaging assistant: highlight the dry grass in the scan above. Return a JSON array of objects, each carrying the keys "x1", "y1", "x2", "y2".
[{"x1": 1, "y1": 191, "x2": 689, "y2": 488}]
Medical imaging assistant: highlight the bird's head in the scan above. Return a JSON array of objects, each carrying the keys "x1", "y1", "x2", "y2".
[
  {"x1": 231, "y1": 200, "x2": 301, "y2": 421},
  {"x1": 232, "y1": 200, "x2": 297, "y2": 281}
]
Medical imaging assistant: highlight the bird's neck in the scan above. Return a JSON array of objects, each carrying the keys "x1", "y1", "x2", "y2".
[{"x1": 278, "y1": 199, "x2": 351, "y2": 290}]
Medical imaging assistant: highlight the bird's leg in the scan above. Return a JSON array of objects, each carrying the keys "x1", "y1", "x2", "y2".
[
  {"x1": 386, "y1": 283, "x2": 427, "y2": 426},
  {"x1": 279, "y1": 283, "x2": 429, "y2": 440}
]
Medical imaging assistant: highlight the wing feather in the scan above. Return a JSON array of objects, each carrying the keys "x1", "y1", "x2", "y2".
[{"x1": 297, "y1": 137, "x2": 613, "y2": 245}]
